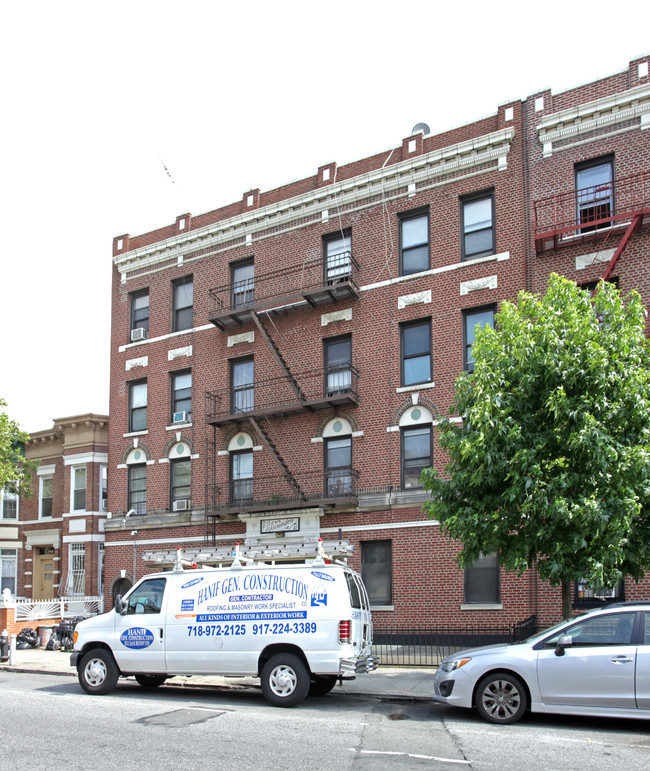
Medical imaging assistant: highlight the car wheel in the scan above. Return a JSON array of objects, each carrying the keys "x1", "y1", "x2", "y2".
[
  {"x1": 261, "y1": 653, "x2": 310, "y2": 707},
  {"x1": 78, "y1": 649, "x2": 119, "y2": 695},
  {"x1": 135, "y1": 674, "x2": 167, "y2": 688},
  {"x1": 475, "y1": 672, "x2": 528, "y2": 724},
  {"x1": 308, "y1": 675, "x2": 337, "y2": 697}
]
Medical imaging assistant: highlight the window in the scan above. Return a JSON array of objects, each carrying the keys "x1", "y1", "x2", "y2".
[
  {"x1": 361, "y1": 541, "x2": 392, "y2": 606},
  {"x1": 126, "y1": 577, "x2": 167, "y2": 615},
  {"x1": 170, "y1": 458, "x2": 191, "y2": 509},
  {"x1": 324, "y1": 231, "x2": 352, "y2": 284},
  {"x1": 231, "y1": 450, "x2": 253, "y2": 506},
  {"x1": 129, "y1": 380, "x2": 147, "y2": 432},
  {"x1": 464, "y1": 553, "x2": 500, "y2": 604},
  {"x1": 545, "y1": 612, "x2": 635, "y2": 648},
  {"x1": 67, "y1": 543, "x2": 85, "y2": 595},
  {"x1": 231, "y1": 357, "x2": 254, "y2": 414},
  {"x1": 0, "y1": 487, "x2": 18, "y2": 520},
  {"x1": 231, "y1": 260, "x2": 255, "y2": 309},
  {"x1": 128, "y1": 465, "x2": 146, "y2": 515},
  {"x1": 399, "y1": 210, "x2": 429, "y2": 275},
  {"x1": 72, "y1": 467, "x2": 86, "y2": 511},
  {"x1": 130, "y1": 290, "x2": 149, "y2": 339},
  {"x1": 100, "y1": 465, "x2": 107, "y2": 511},
  {"x1": 172, "y1": 276, "x2": 193, "y2": 332},
  {"x1": 400, "y1": 319, "x2": 431, "y2": 387},
  {"x1": 325, "y1": 436, "x2": 352, "y2": 497},
  {"x1": 461, "y1": 191, "x2": 495, "y2": 260},
  {"x1": 98, "y1": 542, "x2": 105, "y2": 595},
  {"x1": 401, "y1": 425, "x2": 432, "y2": 490},
  {"x1": 576, "y1": 156, "x2": 614, "y2": 232},
  {"x1": 40, "y1": 476, "x2": 53, "y2": 518},
  {"x1": 0, "y1": 549, "x2": 17, "y2": 595},
  {"x1": 574, "y1": 578, "x2": 624, "y2": 607},
  {"x1": 171, "y1": 370, "x2": 192, "y2": 423},
  {"x1": 463, "y1": 306, "x2": 495, "y2": 372},
  {"x1": 324, "y1": 335, "x2": 352, "y2": 395}
]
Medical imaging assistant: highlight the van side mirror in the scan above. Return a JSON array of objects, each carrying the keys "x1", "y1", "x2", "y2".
[
  {"x1": 115, "y1": 594, "x2": 127, "y2": 615},
  {"x1": 554, "y1": 634, "x2": 572, "y2": 656}
]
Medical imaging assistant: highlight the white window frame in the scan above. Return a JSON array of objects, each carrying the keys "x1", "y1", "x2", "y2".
[
  {"x1": 39, "y1": 476, "x2": 53, "y2": 519},
  {"x1": 99, "y1": 464, "x2": 108, "y2": 511},
  {"x1": 67, "y1": 543, "x2": 86, "y2": 595},
  {"x1": 98, "y1": 542, "x2": 105, "y2": 595},
  {"x1": 0, "y1": 548, "x2": 18, "y2": 595},
  {"x1": 71, "y1": 466, "x2": 87, "y2": 512},
  {"x1": 0, "y1": 486, "x2": 19, "y2": 520}
]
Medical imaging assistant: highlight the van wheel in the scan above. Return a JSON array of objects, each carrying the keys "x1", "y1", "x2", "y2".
[
  {"x1": 309, "y1": 675, "x2": 337, "y2": 697},
  {"x1": 78, "y1": 649, "x2": 119, "y2": 695},
  {"x1": 261, "y1": 654, "x2": 310, "y2": 707},
  {"x1": 135, "y1": 674, "x2": 167, "y2": 688}
]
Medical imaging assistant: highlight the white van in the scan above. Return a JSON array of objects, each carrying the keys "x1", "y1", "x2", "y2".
[{"x1": 71, "y1": 549, "x2": 378, "y2": 707}]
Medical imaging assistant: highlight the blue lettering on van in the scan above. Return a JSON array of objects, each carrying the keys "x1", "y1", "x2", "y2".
[
  {"x1": 120, "y1": 627, "x2": 154, "y2": 649},
  {"x1": 181, "y1": 577, "x2": 204, "y2": 589},
  {"x1": 229, "y1": 594, "x2": 272, "y2": 602},
  {"x1": 196, "y1": 611, "x2": 307, "y2": 622},
  {"x1": 181, "y1": 599, "x2": 194, "y2": 612},
  {"x1": 311, "y1": 571, "x2": 335, "y2": 582},
  {"x1": 311, "y1": 590, "x2": 328, "y2": 607}
]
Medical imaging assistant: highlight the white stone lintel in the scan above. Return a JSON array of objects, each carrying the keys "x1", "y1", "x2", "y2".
[
  {"x1": 126, "y1": 356, "x2": 148, "y2": 370},
  {"x1": 321, "y1": 308, "x2": 352, "y2": 327},
  {"x1": 460, "y1": 275, "x2": 497, "y2": 296},
  {"x1": 398, "y1": 290, "x2": 431, "y2": 309},
  {"x1": 228, "y1": 331, "x2": 255, "y2": 347}
]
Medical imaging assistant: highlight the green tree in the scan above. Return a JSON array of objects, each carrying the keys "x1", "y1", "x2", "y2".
[
  {"x1": 422, "y1": 274, "x2": 650, "y2": 619},
  {"x1": 0, "y1": 398, "x2": 38, "y2": 498}
]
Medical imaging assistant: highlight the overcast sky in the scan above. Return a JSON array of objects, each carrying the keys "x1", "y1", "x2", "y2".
[{"x1": 1, "y1": 0, "x2": 648, "y2": 433}]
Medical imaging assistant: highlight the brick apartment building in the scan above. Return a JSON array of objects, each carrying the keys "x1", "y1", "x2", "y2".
[
  {"x1": 1, "y1": 414, "x2": 108, "y2": 601},
  {"x1": 103, "y1": 55, "x2": 650, "y2": 628}
]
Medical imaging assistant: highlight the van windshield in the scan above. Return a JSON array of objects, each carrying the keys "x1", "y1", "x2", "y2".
[{"x1": 345, "y1": 572, "x2": 362, "y2": 609}]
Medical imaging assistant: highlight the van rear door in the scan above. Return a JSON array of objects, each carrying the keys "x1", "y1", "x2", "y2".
[{"x1": 345, "y1": 570, "x2": 373, "y2": 656}]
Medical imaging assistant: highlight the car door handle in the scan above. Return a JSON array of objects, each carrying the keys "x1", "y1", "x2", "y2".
[{"x1": 610, "y1": 656, "x2": 633, "y2": 664}]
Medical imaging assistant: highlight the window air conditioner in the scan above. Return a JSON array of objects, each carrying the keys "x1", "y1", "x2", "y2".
[
  {"x1": 173, "y1": 411, "x2": 188, "y2": 424},
  {"x1": 131, "y1": 327, "x2": 148, "y2": 342},
  {"x1": 173, "y1": 499, "x2": 190, "y2": 512}
]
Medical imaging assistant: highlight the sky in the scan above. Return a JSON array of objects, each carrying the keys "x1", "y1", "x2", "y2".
[{"x1": 1, "y1": 0, "x2": 648, "y2": 433}]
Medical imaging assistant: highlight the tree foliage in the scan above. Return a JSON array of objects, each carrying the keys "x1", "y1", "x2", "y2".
[
  {"x1": 422, "y1": 274, "x2": 650, "y2": 616},
  {"x1": 0, "y1": 398, "x2": 38, "y2": 497}
]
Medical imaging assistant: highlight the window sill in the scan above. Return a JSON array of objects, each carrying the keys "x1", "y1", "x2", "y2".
[
  {"x1": 123, "y1": 430, "x2": 149, "y2": 438},
  {"x1": 396, "y1": 381, "x2": 435, "y2": 393},
  {"x1": 370, "y1": 605, "x2": 394, "y2": 611},
  {"x1": 166, "y1": 422, "x2": 193, "y2": 431},
  {"x1": 461, "y1": 603, "x2": 503, "y2": 611}
]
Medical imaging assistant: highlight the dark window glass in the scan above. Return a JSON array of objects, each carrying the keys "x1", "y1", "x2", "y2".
[
  {"x1": 324, "y1": 335, "x2": 352, "y2": 395},
  {"x1": 73, "y1": 467, "x2": 86, "y2": 511},
  {"x1": 173, "y1": 277, "x2": 193, "y2": 331},
  {"x1": 400, "y1": 212, "x2": 429, "y2": 275},
  {"x1": 231, "y1": 358, "x2": 254, "y2": 413},
  {"x1": 130, "y1": 291, "x2": 149, "y2": 336},
  {"x1": 231, "y1": 261, "x2": 255, "y2": 309},
  {"x1": 128, "y1": 465, "x2": 146, "y2": 515},
  {"x1": 401, "y1": 320, "x2": 431, "y2": 386},
  {"x1": 171, "y1": 459, "x2": 191, "y2": 506},
  {"x1": 1, "y1": 488, "x2": 18, "y2": 519},
  {"x1": 171, "y1": 370, "x2": 192, "y2": 422},
  {"x1": 129, "y1": 380, "x2": 147, "y2": 432},
  {"x1": 324, "y1": 232, "x2": 352, "y2": 283},
  {"x1": 361, "y1": 541, "x2": 392, "y2": 606},
  {"x1": 126, "y1": 577, "x2": 166, "y2": 615},
  {"x1": 576, "y1": 157, "x2": 614, "y2": 232},
  {"x1": 464, "y1": 553, "x2": 500, "y2": 604},
  {"x1": 463, "y1": 307, "x2": 495, "y2": 372},
  {"x1": 545, "y1": 613, "x2": 634, "y2": 647},
  {"x1": 574, "y1": 578, "x2": 624, "y2": 607},
  {"x1": 401, "y1": 425, "x2": 431, "y2": 490},
  {"x1": 41, "y1": 477, "x2": 53, "y2": 518},
  {"x1": 231, "y1": 450, "x2": 253, "y2": 506},
  {"x1": 325, "y1": 436, "x2": 352, "y2": 497},
  {"x1": 461, "y1": 193, "x2": 494, "y2": 260}
]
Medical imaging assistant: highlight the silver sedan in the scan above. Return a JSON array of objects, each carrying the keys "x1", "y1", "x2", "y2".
[{"x1": 434, "y1": 602, "x2": 650, "y2": 724}]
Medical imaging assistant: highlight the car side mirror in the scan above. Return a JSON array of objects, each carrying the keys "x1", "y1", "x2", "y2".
[
  {"x1": 554, "y1": 634, "x2": 573, "y2": 656},
  {"x1": 115, "y1": 594, "x2": 127, "y2": 615}
]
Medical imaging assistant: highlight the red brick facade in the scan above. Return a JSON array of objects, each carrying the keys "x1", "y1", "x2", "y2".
[{"x1": 104, "y1": 56, "x2": 650, "y2": 629}]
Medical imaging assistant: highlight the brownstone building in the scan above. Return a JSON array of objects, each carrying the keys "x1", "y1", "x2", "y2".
[{"x1": 103, "y1": 55, "x2": 650, "y2": 628}]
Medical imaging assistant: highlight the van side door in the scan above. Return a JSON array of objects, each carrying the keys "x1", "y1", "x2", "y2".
[{"x1": 113, "y1": 576, "x2": 168, "y2": 673}]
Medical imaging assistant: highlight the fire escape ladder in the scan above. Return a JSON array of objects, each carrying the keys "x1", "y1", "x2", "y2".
[
  {"x1": 248, "y1": 417, "x2": 306, "y2": 499},
  {"x1": 600, "y1": 214, "x2": 643, "y2": 284},
  {"x1": 252, "y1": 312, "x2": 303, "y2": 399}
]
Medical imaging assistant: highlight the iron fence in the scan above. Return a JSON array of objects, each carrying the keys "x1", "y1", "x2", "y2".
[{"x1": 373, "y1": 616, "x2": 538, "y2": 666}]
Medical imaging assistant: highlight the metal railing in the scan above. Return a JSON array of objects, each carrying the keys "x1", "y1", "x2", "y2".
[
  {"x1": 206, "y1": 467, "x2": 360, "y2": 517},
  {"x1": 206, "y1": 365, "x2": 359, "y2": 422},
  {"x1": 534, "y1": 170, "x2": 650, "y2": 247},
  {"x1": 373, "y1": 617, "x2": 539, "y2": 666},
  {"x1": 208, "y1": 252, "x2": 359, "y2": 314},
  {"x1": 14, "y1": 596, "x2": 104, "y2": 622}
]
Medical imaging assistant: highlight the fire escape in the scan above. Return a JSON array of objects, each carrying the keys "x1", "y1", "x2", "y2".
[
  {"x1": 204, "y1": 248, "x2": 361, "y2": 543},
  {"x1": 533, "y1": 170, "x2": 650, "y2": 283}
]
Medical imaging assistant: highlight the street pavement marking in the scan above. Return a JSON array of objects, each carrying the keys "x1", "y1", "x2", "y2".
[{"x1": 357, "y1": 750, "x2": 470, "y2": 764}]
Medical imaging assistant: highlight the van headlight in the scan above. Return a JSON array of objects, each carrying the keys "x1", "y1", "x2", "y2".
[{"x1": 440, "y1": 657, "x2": 471, "y2": 672}]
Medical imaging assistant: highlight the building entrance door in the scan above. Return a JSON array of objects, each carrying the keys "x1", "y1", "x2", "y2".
[{"x1": 34, "y1": 547, "x2": 55, "y2": 599}]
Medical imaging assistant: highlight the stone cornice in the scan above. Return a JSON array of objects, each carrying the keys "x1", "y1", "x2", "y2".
[
  {"x1": 115, "y1": 128, "x2": 515, "y2": 277},
  {"x1": 537, "y1": 83, "x2": 650, "y2": 157}
]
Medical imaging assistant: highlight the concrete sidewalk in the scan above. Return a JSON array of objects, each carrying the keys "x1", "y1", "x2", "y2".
[{"x1": 0, "y1": 646, "x2": 436, "y2": 701}]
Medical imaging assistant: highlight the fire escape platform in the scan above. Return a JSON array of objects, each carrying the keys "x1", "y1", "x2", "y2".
[{"x1": 206, "y1": 392, "x2": 359, "y2": 426}]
